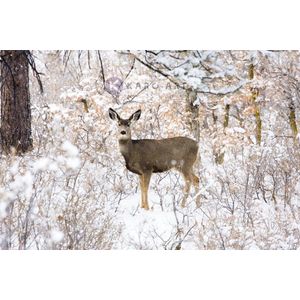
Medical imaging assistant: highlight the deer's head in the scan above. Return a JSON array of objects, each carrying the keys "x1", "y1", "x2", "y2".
[{"x1": 109, "y1": 108, "x2": 141, "y2": 141}]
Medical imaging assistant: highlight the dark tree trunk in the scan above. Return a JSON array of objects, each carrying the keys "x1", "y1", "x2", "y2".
[
  {"x1": 0, "y1": 50, "x2": 32, "y2": 154},
  {"x1": 249, "y1": 62, "x2": 262, "y2": 145}
]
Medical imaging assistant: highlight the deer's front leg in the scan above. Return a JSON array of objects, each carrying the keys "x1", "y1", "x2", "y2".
[
  {"x1": 142, "y1": 172, "x2": 151, "y2": 210},
  {"x1": 139, "y1": 175, "x2": 145, "y2": 209},
  {"x1": 139, "y1": 173, "x2": 151, "y2": 210}
]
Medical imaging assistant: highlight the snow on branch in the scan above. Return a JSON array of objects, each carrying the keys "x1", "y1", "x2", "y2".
[{"x1": 126, "y1": 50, "x2": 249, "y2": 96}]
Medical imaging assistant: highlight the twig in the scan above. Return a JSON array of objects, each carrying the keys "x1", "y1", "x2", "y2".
[
  {"x1": 123, "y1": 84, "x2": 149, "y2": 105},
  {"x1": 24, "y1": 51, "x2": 44, "y2": 93},
  {"x1": 97, "y1": 51, "x2": 105, "y2": 86},
  {"x1": 63, "y1": 51, "x2": 72, "y2": 72},
  {"x1": 124, "y1": 58, "x2": 136, "y2": 82}
]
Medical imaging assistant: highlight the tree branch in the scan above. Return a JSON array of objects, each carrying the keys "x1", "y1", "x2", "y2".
[{"x1": 132, "y1": 53, "x2": 246, "y2": 96}]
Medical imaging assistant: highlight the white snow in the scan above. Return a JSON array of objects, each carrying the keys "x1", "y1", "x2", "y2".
[
  {"x1": 50, "y1": 229, "x2": 64, "y2": 243},
  {"x1": 62, "y1": 141, "x2": 79, "y2": 157},
  {"x1": 33, "y1": 157, "x2": 50, "y2": 171}
]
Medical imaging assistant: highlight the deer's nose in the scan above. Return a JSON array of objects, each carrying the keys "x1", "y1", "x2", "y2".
[{"x1": 120, "y1": 131, "x2": 126, "y2": 135}]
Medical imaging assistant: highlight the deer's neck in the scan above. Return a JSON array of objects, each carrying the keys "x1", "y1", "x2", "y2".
[{"x1": 118, "y1": 139, "x2": 132, "y2": 158}]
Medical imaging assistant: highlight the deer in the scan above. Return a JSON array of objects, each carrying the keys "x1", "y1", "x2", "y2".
[{"x1": 109, "y1": 108, "x2": 200, "y2": 210}]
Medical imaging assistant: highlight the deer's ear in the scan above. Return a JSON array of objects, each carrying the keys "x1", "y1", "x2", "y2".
[
  {"x1": 130, "y1": 109, "x2": 141, "y2": 122},
  {"x1": 109, "y1": 108, "x2": 120, "y2": 121}
]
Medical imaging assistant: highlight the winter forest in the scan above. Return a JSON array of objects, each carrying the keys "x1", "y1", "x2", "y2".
[{"x1": 1, "y1": 50, "x2": 300, "y2": 250}]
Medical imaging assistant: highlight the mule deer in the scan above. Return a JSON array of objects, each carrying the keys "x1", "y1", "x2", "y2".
[{"x1": 109, "y1": 108, "x2": 200, "y2": 210}]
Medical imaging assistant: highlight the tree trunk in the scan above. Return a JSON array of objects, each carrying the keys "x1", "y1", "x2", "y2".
[
  {"x1": 186, "y1": 90, "x2": 199, "y2": 141},
  {"x1": 185, "y1": 90, "x2": 201, "y2": 170},
  {"x1": 0, "y1": 50, "x2": 32, "y2": 154},
  {"x1": 214, "y1": 104, "x2": 230, "y2": 165},
  {"x1": 289, "y1": 100, "x2": 298, "y2": 141},
  {"x1": 249, "y1": 63, "x2": 262, "y2": 145}
]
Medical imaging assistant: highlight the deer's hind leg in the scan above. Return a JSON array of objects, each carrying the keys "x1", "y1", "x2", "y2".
[
  {"x1": 181, "y1": 173, "x2": 192, "y2": 208},
  {"x1": 192, "y1": 173, "x2": 200, "y2": 207},
  {"x1": 181, "y1": 173, "x2": 200, "y2": 208}
]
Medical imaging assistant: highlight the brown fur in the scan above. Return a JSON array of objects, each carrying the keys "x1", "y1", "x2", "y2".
[{"x1": 109, "y1": 108, "x2": 200, "y2": 210}]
